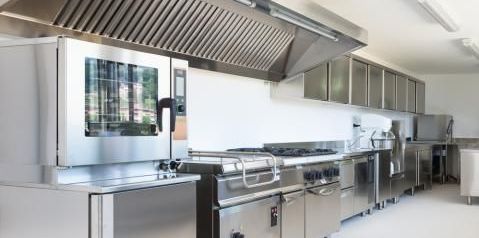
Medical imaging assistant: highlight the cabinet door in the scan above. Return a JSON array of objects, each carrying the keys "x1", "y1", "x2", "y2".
[
  {"x1": 351, "y1": 60, "x2": 368, "y2": 106},
  {"x1": 282, "y1": 191, "x2": 305, "y2": 238},
  {"x1": 407, "y1": 80, "x2": 416, "y2": 113},
  {"x1": 305, "y1": 183, "x2": 340, "y2": 238},
  {"x1": 368, "y1": 65, "x2": 383, "y2": 108},
  {"x1": 404, "y1": 148, "x2": 418, "y2": 188},
  {"x1": 418, "y1": 149, "x2": 432, "y2": 188},
  {"x1": 416, "y1": 82, "x2": 425, "y2": 114},
  {"x1": 396, "y1": 76, "x2": 408, "y2": 111},
  {"x1": 353, "y1": 157, "x2": 369, "y2": 214},
  {"x1": 383, "y1": 71, "x2": 396, "y2": 110},
  {"x1": 304, "y1": 63, "x2": 328, "y2": 101},
  {"x1": 329, "y1": 56, "x2": 350, "y2": 104}
]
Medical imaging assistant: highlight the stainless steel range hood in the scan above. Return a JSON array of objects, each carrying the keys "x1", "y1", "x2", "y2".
[{"x1": 0, "y1": 0, "x2": 367, "y2": 81}]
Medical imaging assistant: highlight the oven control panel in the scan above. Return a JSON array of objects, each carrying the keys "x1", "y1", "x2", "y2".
[
  {"x1": 303, "y1": 164, "x2": 340, "y2": 184},
  {"x1": 173, "y1": 68, "x2": 187, "y2": 117}
]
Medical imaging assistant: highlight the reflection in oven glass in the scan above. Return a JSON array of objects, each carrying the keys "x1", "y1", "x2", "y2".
[{"x1": 85, "y1": 58, "x2": 158, "y2": 137}]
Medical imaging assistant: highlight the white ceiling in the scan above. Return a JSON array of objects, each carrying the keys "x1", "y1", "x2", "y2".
[{"x1": 313, "y1": 0, "x2": 479, "y2": 75}]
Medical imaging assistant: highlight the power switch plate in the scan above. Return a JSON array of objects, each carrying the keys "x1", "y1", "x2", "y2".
[{"x1": 271, "y1": 206, "x2": 278, "y2": 227}]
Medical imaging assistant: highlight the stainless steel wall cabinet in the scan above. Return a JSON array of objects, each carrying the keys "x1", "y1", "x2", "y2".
[
  {"x1": 416, "y1": 82, "x2": 426, "y2": 114},
  {"x1": 407, "y1": 79, "x2": 416, "y2": 113},
  {"x1": 329, "y1": 56, "x2": 351, "y2": 104},
  {"x1": 304, "y1": 63, "x2": 328, "y2": 101},
  {"x1": 396, "y1": 76, "x2": 408, "y2": 111},
  {"x1": 383, "y1": 71, "x2": 396, "y2": 110},
  {"x1": 351, "y1": 60, "x2": 368, "y2": 106},
  {"x1": 368, "y1": 65, "x2": 383, "y2": 109}
]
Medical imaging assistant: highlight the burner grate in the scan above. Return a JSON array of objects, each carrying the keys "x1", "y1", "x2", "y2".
[{"x1": 227, "y1": 147, "x2": 337, "y2": 157}]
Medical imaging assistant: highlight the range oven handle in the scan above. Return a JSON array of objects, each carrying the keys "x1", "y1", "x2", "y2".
[
  {"x1": 158, "y1": 98, "x2": 177, "y2": 132},
  {"x1": 307, "y1": 184, "x2": 339, "y2": 196},
  {"x1": 189, "y1": 151, "x2": 280, "y2": 189}
]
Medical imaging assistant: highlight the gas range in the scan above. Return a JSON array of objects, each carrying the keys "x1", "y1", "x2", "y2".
[{"x1": 227, "y1": 147, "x2": 343, "y2": 167}]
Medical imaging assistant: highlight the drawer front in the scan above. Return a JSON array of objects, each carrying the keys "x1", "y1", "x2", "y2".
[{"x1": 340, "y1": 188, "x2": 354, "y2": 220}]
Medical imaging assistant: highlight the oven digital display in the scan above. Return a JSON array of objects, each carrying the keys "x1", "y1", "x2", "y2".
[
  {"x1": 84, "y1": 57, "x2": 158, "y2": 137},
  {"x1": 175, "y1": 76, "x2": 185, "y2": 97}
]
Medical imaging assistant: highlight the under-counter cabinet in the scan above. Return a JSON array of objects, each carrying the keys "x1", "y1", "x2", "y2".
[
  {"x1": 405, "y1": 144, "x2": 433, "y2": 194},
  {"x1": 407, "y1": 79, "x2": 416, "y2": 113},
  {"x1": 416, "y1": 82, "x2": 426, "y2": 114},
  {"x1": 383, "y1": 71, "x2": 396, "y2": 110},
  {"x1": 351, "y1": 60, "x2": 368, "y2": 106},
  {"x1": 329, "y1": 56, "x2": 351, "y2": 104},
  {"x1": 304, "y1": 63, "x2": 328, "y2": 101},
  {"x1": 0, "y1": 182, "x2": 197, "y2": 238},
  {"x1": 368, "y1": 65, "x2": 383, "y2": 109}
]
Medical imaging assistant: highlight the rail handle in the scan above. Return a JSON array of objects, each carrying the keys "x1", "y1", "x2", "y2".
[{"x1": 189, "y1": 150, "x2": 280, "y2": 189}]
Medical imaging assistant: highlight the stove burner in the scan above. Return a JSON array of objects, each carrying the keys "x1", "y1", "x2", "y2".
[{"x1": 227, "y1": 147, "x2": 337, "y2": 157}]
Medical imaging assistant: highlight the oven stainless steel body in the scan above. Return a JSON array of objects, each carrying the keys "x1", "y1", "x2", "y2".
[
  {"x1": 180, "y1": 151, "x2": 341, "y2": 238},
  {"x1": 180, "y1": 151, "x2": 282, "y2": 238},
  {"x1": 0, "y1": 37, "x2": 198, "y2": 237}
]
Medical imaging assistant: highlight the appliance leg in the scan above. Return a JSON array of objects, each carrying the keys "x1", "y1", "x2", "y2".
[
  {"x1": 468, "y1": 196, "x2": 472, "y2": 205},
  {"x1": 360, "y1": 212, "x2": 366, "y2": 217},
  {"x1": 411, "y1": 187, "x2": 415, "y2": 196},
  {"x1": 392, "y1": 197, "x2": 399, "y2": 204},
  {"x1": 382, "y1": 200, "x2": 387, "y2": 209},
  {"x1": 367, "y1": 208, "x2": 373, "y2": 215}
]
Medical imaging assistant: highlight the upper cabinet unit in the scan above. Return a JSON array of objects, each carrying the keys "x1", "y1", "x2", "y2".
[
  {"x1": 351, "y1": 60, "x2": 368, "y2": 107},
  {"x1": 407, "y1": 80, "x2": 417, "y2": 113},
  {"x1": 396, "y1": 76, "x2": 408, "y2": 112},
  {"x1": 416, "y1": 82, "x2": 425, "y2": 114},
  {"x1": 329, "y1": 56, "x2": 351, "y2": 104},
  {"x1": 383, "y1": 71, "x2": 396, "y2": 110},
  {"x1": 272, "y1": 55, "x2": 426, "y2": 114},
  {"x1": 368, "y1": 65, "x2": 383, "y2": 109},
  {"x1": 304, "y1": 63, "x2": 328, "y2": 101}
]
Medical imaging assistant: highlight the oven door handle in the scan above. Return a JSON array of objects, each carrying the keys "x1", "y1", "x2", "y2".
[
  {"x1": 238, "y1": 156, "x2": 279, "y2": 189},
  {"x1": 158, "y1": 98, "x2": 177, "y2": 132}
]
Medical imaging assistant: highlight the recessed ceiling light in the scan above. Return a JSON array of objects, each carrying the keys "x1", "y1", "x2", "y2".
[
  {"x1": 418, "y1": 0, "x2": 460, "y2": 32},
  {"x1": 462, "y1": 39, "x2": 479, "y2": 60}
]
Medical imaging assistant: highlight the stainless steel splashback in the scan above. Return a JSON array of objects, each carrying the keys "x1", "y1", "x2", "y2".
[
  {"x1": 416, "y1": 114, "x2": 453, "y2": 142},
  {"x1": 0, "y1": 0, "x2": 367, "y2": 81}
]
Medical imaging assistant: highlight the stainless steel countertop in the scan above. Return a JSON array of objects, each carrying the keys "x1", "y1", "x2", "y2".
[
  {"x1": 340, "y1": 148, "x2": 392, "y2": 157},
  {"x1": 0, "y1": 173, "x2": 201, "y2": 193}
]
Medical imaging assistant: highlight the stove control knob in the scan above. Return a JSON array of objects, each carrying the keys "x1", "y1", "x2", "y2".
[
  {"x1": 169, "y1": 160, "x2": 180, "y2": 170},
  {"x1": 159, "y1": 162, "x2": 169, "y2": 171},
  {"x1": 315, "y1": 171, "x2": 323, "y2": 180},
  {"x1": 333, "y1": 168, "x2": 340, "y2": 176}
]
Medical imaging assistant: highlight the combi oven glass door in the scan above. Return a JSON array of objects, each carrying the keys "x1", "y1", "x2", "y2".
[{"x1": 58, "y1": 38, "x2": 171, "y2": 166}]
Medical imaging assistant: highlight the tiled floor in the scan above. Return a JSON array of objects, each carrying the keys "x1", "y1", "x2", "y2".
[{"x1": 333, "y1": 184, "x2": 479, "y2": 238}]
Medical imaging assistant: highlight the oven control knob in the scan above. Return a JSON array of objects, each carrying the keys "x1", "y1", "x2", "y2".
[
  {"x1": 315, "y1": 171, "x2": 323, "y2": 180},
  {"x1": 333, "y1": 168, "x2": 340, "y2": 176},
  {"x1": 159, "y1": 162, "x2": 169, "y2": 171},
  {"x1": 232, "y1": 232, "x2": 244, "y2": 238},
  {"x1": 169, "y1": 160, "x2": 179, "y2": 170},
  {"x1": 177, "y1": 104, "x2": 185, "y2": 113},
  {"x1": 304, "y1": 171, "x2": 314, "y2": 181}
]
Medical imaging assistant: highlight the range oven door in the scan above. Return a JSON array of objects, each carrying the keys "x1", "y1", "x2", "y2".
[
  {"x1": 90, "y1": 182, "x2": 196, "y2": 238},
  {"x1": 58, "y1": 38, "x2": 173, "y2": 166},
  {"x1": 217, "y1": 196, "x2": 281, "y2": 238},
  {"x1": 281, "y1": 190, "x2": 305, "y2": 238},
  {"x1": 305, "y1": 182, "x2": 341, "y2": 238}
]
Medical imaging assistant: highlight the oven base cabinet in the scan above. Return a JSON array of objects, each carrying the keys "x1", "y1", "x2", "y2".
[
  {"x1": 305, "y1": 183, "x2": 341, "y2": 238},
  {"x1": 281, "y1": 191, "x2": 305, "y2": 238},
  {"x1": 218, "y1": 196, "x2": 281, "y2": 238},
  {"x1": 0, "y1": 183, "x2": 196, "y2": 238}
]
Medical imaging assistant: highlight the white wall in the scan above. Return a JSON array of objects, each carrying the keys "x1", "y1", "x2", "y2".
[
  {"x1": 424, "y1": 74, "x2": 479, "y2": 138},
  {"x1": 188, "y1": 68, "x2": 415, "y2": 150}
]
